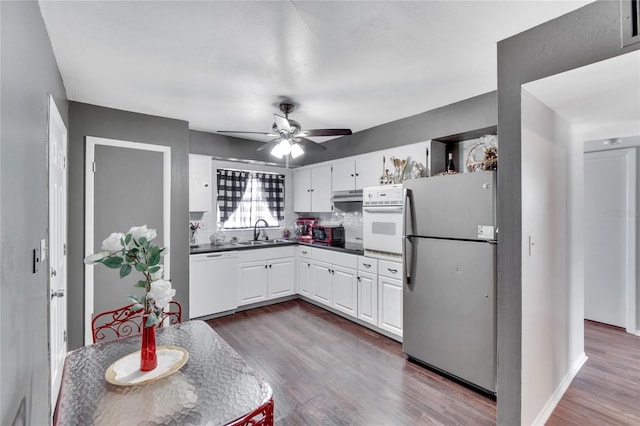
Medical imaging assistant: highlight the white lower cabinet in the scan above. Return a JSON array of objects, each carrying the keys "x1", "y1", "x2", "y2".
[
  {"x1": 297, "y1": 258, "x2": 312, "y2": 297},
  {"x1": 331, "y1": 265, "x2": 358, "y2": 317},
  {"x1": 378, "y1": 260, "x2": 403, "y2": 338},
  {"x1": 310, "y1": 260, "x2": 333, "y2": 305},
  {"x1": 357, "y1": 271, "x2": 378, "y2": 326},
  {"x1": 237, "y1": 247, "x2": 295, "y2": 307},
  {"x1": 237, "y1": 260, "x2": 269, "y2": 305}
]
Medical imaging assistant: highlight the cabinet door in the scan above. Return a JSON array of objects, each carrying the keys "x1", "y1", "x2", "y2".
[
  {"x1": 355, "y1": 154, "x2": 382, "y2": 189},
  {"x1": 332, "y1": 161, "x2": 356, "y2": 192},
  {"x1": 357, "y1": 271, "x2": 378, "y2": 326},
  {"x1": 237, "y1": 261, "x2": 268, "y2": 306},
  {"x1": 293, "y1": 168, "x2": 311, "y2": 212},
  {"x1": 268, "y1": 257, "x2": 295, "y2": 299},
  {"x1": 310, "y1": 260, "x2": 332, "y2": 306},
  {"x1": 378, "y1": 275, "x2": 403, "y2": 338},
  {"x1": 189, "y1": 154, "x2": 212, "y2": 212},
  {"x1": 297, "y1": 259, "x2": 312, "y2": 297},
  {"x1": 310, "y1": 165, "x2": 333, "y2": 212},
  {"x1": 332, "y1": 265, "x2": 358, "y2": 318}
]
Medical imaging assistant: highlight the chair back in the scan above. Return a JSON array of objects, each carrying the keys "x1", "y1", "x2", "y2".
[{"x1": 92, "y1": 300, "x2": 182, "y2": 343}]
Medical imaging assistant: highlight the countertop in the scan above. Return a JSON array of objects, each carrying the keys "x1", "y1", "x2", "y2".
[{"x1": 190, "y1": 240, "x2": 364, "y2": 256}]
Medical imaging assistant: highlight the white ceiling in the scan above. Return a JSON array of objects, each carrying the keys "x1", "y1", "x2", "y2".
[
  {"x1": 524, "y1": 50, "x2": 640, "y2": 141},
  {"x1": 39, "y1": 1, "x2": 591, "y2": 143}
]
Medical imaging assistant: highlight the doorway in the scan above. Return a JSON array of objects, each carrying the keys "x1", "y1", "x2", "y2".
[
  {"x1": 584, "y1": 147, "x2": 636, "y2": 330},
  {"x1": 84, "y1": 137, "x2": 171, "y2": 344}
]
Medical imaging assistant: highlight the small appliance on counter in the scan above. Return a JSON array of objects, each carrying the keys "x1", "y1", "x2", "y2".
[
  {"x1": 311, "y1": 225, "x2": 345, "y2": 245},
  {"x1": 295, "y1": 217, "x2": 317, "y2": 242}
]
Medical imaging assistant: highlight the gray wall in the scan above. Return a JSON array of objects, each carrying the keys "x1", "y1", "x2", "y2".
[
  {"x1": 496, "y1": 1, "x2": 640, "y2": 424},
  {"x1": 67, "y1": 102, "x2": 190, "y2": 350},
  {"x1": 0, "y1": 1, "x2": 69, "y2": 424},
  {"x1": 304, "y1": 92, "x2": 497, "y2": 164}
]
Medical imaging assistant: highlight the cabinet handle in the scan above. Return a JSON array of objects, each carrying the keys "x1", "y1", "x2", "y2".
[
  {"x1": 301, "y1": 251, "x2": 308, "y2": 254},
  {"x1": 350, "y1": 173, "x2": 354, "y2": 177},
  {"x1": 356, "y1": 173, "x2": 359, "y2": 177},
  {"x1": 307, "y1": 263, "x2": 311, "y2": 268},
  {"x1": 357, "y1": 276, "x2": 361, "y2": 282},
  {"x1": 362, "y1": 263, "x2": 371, "y2": 268},
  {"x1": 206, "y1": 254, "x2": 224, "y2": 258},
  {"x1": 265, "y1": 264, "x2": 268, "y2": 269},
  {"x1": 269, "y1": 264, "x2": 272, "y2": 268},
  {"x1": 332, "y1": 269, "x2": 335, "y2": 275},
  {"x1": 327, "y1": 268, "x2": 331, "y2": 273},
  {"x1": 204, "y1": 184, "x2": 209, "y2": 187},
  {"x1": 388, "y1": 268, "x2": 398, "y2": 274}
]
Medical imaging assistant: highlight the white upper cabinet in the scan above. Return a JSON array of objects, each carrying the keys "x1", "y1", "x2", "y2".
[
  {"x1": 293, "y1": 164, "x2": 332, "y2": 212},
  {"x1": 331, "y1": 161, "x2": 357, "y2": 192},
  {"x1": 189, "y1": 154, "x2": 212, "y2": 212},
  {"x1": 332, "y1": 155, "x2": 380, "y2": 191}
]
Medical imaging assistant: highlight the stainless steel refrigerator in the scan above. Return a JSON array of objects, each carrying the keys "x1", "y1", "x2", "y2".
[{"x1": 402, "y1": 170, "x2": 497, "y2": 394}]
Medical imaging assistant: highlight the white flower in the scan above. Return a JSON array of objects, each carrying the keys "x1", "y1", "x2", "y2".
[
  {"x1": 150, "y1": 265, "x2": 164, "y2": 281},
  {"x1": 148, "y1": 279, "x2": 175, "y2": 309},
  {"x1": 128, "y1": 225, "x2": 157, "y2": 242},
  {"x1": 83, "y1": 251, "x2": 109, "y2": 264},
  {"x1": 101, "y1": 232, "x2": 125, "y2": 252}
]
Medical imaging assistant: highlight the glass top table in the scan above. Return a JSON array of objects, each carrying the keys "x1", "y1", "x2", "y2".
[{"x1": 54, "y1": 320, "x2": 273, "y2": 425}]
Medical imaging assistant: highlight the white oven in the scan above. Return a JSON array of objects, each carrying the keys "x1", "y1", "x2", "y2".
[{"x1": 362, "y1": 184, "x2": 404, "y2": 260}]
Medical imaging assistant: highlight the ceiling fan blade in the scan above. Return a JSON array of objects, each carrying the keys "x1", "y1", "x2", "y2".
[
  {"x1": 256, "y1": 138, "x2": 281, "y2": 152},
  {"x1": 294, "y1": 137, "x2": 327, "y2": 152},
  {"x1": 218, "y1": 130, "x2": 278, "y2": 137},
  {"x1": 300, "y1": 128, "x2": 352, "y2": 137},
  {"x1": 273, "y1": 114, "x2": 291, "y2": 133}
]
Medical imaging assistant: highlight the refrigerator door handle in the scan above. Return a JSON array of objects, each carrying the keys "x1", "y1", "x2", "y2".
[
  {"x1": 402, "y1": 187, "x2": 413, "y2": 284},
  {"x1": 403, "y1": 235, "x2": 413, "y2": 284}
]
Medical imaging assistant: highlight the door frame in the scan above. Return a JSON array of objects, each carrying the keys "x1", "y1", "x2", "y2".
[
  {"x1": 584, "y1": 147, "x2": 637, "y2": 334},
  {"x1": 84, "y1": 136, "x2": 171, "y2": 344}
]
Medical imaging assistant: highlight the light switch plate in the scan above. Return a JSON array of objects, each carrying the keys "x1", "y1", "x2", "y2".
[
  {"x1": 478, "y1": 225, "x2": 495, "y2": 240},
  {"x1": 40, "y1": 239, "x2": 47, "y2": 262}
]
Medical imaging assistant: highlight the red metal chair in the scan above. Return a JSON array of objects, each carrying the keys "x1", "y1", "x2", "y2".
[
  {"x1": 227, "y1": 398, "x2": 274, "y2": 426},
  {"x1": 91, "y1": 300, "x2": 182, "y2": 343}
]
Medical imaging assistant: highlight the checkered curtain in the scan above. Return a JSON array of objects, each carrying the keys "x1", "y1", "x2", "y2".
[
  {"x1": 217, "y1": 169, "x2": 249, "y2": 223},
  {"x1": 255, "y1": 173, "x2": 285, "y2": 221}
]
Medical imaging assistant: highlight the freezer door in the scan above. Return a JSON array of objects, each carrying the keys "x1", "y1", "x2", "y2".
[
  {"x1": 403, "y1": 237, "x2": 496, "y2": 392},
  {"x1": 403, "y1": 171, "x2": 496, "y2": 240}
]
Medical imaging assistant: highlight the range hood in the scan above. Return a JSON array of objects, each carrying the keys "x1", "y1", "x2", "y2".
[{"x1": 331, "y1": 189, "x2": 363, "y2": 203}]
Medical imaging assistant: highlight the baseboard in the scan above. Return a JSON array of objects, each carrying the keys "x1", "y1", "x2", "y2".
[
  {"x1": 531, "y1": 352, "x2": 588, "y2": 426},
  {"x1": 635, "y1": 330, "x2": 640, "y2": 337}
]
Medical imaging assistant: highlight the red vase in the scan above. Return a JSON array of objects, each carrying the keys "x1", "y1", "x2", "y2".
[{"x1": 140, "y1": 319, "x2": 157, "y2": 371}]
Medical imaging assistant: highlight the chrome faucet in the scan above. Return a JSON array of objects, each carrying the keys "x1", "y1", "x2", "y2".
[{"x1": 253, "y1": 219, "x2": 269, "y2": 241}]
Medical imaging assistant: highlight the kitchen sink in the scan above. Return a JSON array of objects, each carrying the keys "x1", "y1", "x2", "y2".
[{"x1": 234, "y1": 240, "x2": 268, "y2": 246}]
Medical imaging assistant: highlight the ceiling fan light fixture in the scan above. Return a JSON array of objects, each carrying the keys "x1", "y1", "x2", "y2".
[
  {"x1": 290, "y1": 143, "x2": 304, "y2": 159},
  {"x1": 270, "y1": 143, "x2": 284, "y2": 159},
  {"x1": 278, "y1": 138, "x2": 291, "y2": 155}
]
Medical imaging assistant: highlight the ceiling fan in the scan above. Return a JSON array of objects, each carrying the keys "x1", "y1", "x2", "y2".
[{"x1": 218, "y1": 102, "x2": 352, "y2": 159}]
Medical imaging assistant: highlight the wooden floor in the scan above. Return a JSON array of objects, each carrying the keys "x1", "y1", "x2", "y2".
[
  {"x1": 208, "y1": 300, "x2": 495, "y2": 425},
  {"x1": 208, "y1": 301, "x2": 640, "y2": 425},
  {"x1": 547, "y1": 320, "x2": 640, "y2": 426}
]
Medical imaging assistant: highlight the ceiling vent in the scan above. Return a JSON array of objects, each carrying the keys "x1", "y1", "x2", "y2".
[{"x1": 621, "y1": 0, "x2": 640, "y2": 47}]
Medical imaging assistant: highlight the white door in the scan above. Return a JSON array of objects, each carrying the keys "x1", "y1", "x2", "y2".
[
  {"x1": 331, "y1": 265, "x2": 358, "y2": 317},
  {"x1": 268, "y1": 257, "x2": 295, "y2": 299},
  {"x1": 237, "y1": 261, "x2": 269, "y2": 305},
  {"x1": 357, "y1": 271, "x2": 378, "y2": 325},
  {"x1": 378, "y1": 275, "x2": 403, "y2": 337},
  {"x1": 310, "y1": 165, "x2": 333, "y2": 212},
  {"x1": 48, "y1": 95, "x2": 68, "y2": 414},
  {"x1": 293, "y1": 168, "x2": 311, "y2": 212},
  {"x1": 584, "y1": 149, "x2": 636, "y2": 330},
  {"x1": 332, "y1": 161, "x2": 356, "y2": 192},
  {"x1": 310, "y1": 260, "x2": 332, "y2": 305},
  {"x1": 297, "y1": 259, "x2": 311, "y2": 296}
]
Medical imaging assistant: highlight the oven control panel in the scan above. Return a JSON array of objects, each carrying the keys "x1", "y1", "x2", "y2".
[{"x1": 363, "y1": 184, "x2": 403, "y2": 206}]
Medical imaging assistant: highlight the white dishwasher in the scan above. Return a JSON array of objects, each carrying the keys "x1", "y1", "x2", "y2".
[{"x1": 189, "y1": 251, "x2": 238, "y2": 319}]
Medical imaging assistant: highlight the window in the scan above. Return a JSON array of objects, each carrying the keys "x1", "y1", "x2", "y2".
[{"x1": 216, "y1": 168, "x2": 285, "y2": 229}]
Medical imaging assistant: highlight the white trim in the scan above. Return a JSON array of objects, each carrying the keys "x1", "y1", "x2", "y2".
[
  {"x1": 531, "y1": 353, "x2": 588, "y2": 426},
  {"x1": 623, "y1": 149, "x2": 636, "y2": 334},
  {"x1": 84, "y1": 136, "x2": 171, "y2": 345}
]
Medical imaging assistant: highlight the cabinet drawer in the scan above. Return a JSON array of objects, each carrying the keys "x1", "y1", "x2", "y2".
[
  {"x1": 313, "y1": 248, "x2": 357, "y2": 269},
  {"x1": 297, "y1": 245, "x2": 312, "y2": 259},
  {"x1": 378, "y1": 259, "x2": 402, "y2": 279},
  {"x1": 357, "y1": 256, "x2": 378, "y2": 274}
]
